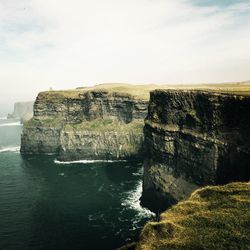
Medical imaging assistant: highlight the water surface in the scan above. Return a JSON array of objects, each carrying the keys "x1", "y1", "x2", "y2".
[{"x1": 0, "y1": 118, "x2": 154, "y2": 250}]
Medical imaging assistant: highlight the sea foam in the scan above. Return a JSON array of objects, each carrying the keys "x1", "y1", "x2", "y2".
[
  {"x1": 0, "y1": 122, "x2": 22, "y2": 127},
  {"x1": 122, "y1": 168, "x2": 155, "y2": 218},
  {"x1": 121, "y1": 179, "x2": 155, "y2": 217},
  {"x1": 0, "y1": 146, "x2": 20, "y2": 153},
  {"x1": 54, "y1": 159, "x2": 127, "y2": 164}
]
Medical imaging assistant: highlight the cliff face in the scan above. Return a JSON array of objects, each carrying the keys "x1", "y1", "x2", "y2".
[
  {"x1": 126, "y1": 182, "x2": 250, "y2": 250},
  {"x1": 34, "y1": 91, "x2": 148, "y2": 123},
  {"x1": 8, "y1": 101, "x2": 34, "y2": 121},
  {"x1": 141, "y1": 90, "x2": 250, "y2": 212},
  {"x1": 59, "y1": 119, "x2": 144, "y2": 161},
  {"x1": 21, "y1": 118, "x2": 63, "y2": 154},
  {"x1": 21, "y1": 89, "x2": 148, "y2": 160}
]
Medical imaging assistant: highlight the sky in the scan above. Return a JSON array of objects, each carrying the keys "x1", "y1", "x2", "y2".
[{"x1": 0, "y1": 0, "x2": 250, "y2": 114}]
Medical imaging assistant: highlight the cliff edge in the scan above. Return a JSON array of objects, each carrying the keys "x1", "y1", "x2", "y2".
[
  {"x1": 122, "y1": 182, "x2": 250, "y2": 250},
  {"x1": 141, "y1": 89, "x2": 250, "y2": 212}
]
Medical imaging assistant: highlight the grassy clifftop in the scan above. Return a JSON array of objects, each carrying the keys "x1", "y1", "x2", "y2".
[
  {"x1": 126, "y1": 182, "x2": 250, "y2": 250},
  {"x1": 38, "y1": 82, "x2": 250, "y2": 101},
  {"x1": 38, "y1": 84, "x2": 159, "y2": 101}
]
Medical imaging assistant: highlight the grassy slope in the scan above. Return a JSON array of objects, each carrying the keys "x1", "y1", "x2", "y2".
[
  {"x1": 63, "y1": 118, "x2": 144, "y2": 132},
  {"x1": 135, "y1": 182, "x2": 250, "y2": 250},
  {"x1": 38, "y1": 82, "x2": 250, "y2": 101},
  {"x1": 24, "y1": 117, "x2": 63, "y2": 128}
]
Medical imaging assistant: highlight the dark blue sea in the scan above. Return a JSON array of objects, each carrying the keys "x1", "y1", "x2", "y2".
[{"x1": 0, "y1": 117, "x2": 154, "y2": 250}]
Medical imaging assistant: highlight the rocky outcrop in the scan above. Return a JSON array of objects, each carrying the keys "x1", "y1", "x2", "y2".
[
  {"x1": 8, "y1": 101, "x2": 34, "y2": 121},
  {"x1": 141, "y1": 90, "x2": 250, "y2": 212},
  {"x1": 123, "y1": 182, "x2": 250, "y2": 250},
  {"x1": 21, "y1": 88, "x2": 148, "y2": 160}
]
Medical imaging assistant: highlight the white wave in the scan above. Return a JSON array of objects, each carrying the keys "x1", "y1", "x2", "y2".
[
  {"x1": 121, "y1": 179, "x2": 155, "y2": 217},
  {"x1": 0, "y1": 117, "x2": 7, "y2": 120},
  {"x1": 0, "y1": 146, "x2": 20, "y2": 153},
  {"x1": 0, "y1": 122, "x2": 22, "y2": 127},
  {"x1": 54, "y1": 159, "x2": 127, "y2": 164}
]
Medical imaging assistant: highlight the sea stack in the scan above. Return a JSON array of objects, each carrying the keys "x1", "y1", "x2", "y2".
[{"x1": 7, "y1": 101, "x2": 34, "y2": 122}]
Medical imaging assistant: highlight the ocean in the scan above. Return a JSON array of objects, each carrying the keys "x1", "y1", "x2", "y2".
[{"x1": 0, "y1": 117, "x2": 154, "y2": 250}]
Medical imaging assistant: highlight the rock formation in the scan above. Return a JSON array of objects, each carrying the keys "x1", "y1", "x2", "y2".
[
  {"x1": 141, "y1": 90, "x2": 250, "y2": 212},
  {"x1": 21, "y1": 87, "x2": 149, "y2": 160},
  {"x1": 20, "y1": 83, "x2": 250, "y2": 249},
  {"x1": 8, "y1": 101, "x2": 34, "y2": 122},
  {"x1": 121, "y1": 181, "x2": 250, "y2": 250}
]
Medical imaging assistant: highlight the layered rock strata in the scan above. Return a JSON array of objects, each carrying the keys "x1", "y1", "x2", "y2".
[
  {"x1": 141, "y1": 90, "x2": 250, "y2": 212},
  {"x1": 21, "y1": 89, "x2": 148, "y2": 160},
  {"x1": 59, "y1": 119, "x2": 144, "y2": 161}
]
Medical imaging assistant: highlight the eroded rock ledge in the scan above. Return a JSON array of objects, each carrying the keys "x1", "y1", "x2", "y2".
[
  {"x1": 141, "y1": 90, "x2": 250, "y2": 212},
  {"x1": 21, "y1": 88, "x2": 148, "y2": 161}
]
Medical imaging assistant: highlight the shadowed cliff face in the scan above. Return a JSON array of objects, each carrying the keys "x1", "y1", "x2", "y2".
[
  {"x1": 21, "y1": 90, "x2": 148, "y2": 161},
  {"x1": 141, "y1": 90, "x2": 250, "y2": 212}
]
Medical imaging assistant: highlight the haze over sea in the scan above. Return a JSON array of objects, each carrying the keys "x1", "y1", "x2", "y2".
[{"x1": 0, "y1": 117, "x2": 154, "y2": 250}]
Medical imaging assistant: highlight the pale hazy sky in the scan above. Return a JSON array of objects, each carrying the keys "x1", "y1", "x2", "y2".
[{"x1": 0, "y1": 0, "x2": 250, "y2": 114}]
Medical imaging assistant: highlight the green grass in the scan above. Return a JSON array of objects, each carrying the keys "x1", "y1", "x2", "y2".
[
  {"x1": 24, "y1": 117, "x2": 144, "y2": 134},
  {"x1": 63, "y1": 118, "x2": 144, "y2": 132},
  {"x1": 24, "y1": 117, "x2": 63, "y2": 128},
  {"x1": 136, "y1": 182, "x2": 250, "y2": 250}
]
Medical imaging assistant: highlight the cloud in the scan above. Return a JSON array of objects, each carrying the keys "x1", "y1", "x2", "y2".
[{"x1": 0, "y1": 0, "x2": 250, "y2": 107}]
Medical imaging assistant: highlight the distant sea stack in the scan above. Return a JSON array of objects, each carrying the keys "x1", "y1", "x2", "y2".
[
  {"x1": 141, "y1": 89, "x2": 250, "y2": 212},
  {"x1": 8, "y1": 101, "x2": 34, "y2": 122},
  {"x1": 21, "y1": 84, "x2": 153, "y2": 161}
]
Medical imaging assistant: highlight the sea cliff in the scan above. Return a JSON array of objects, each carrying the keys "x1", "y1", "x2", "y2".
[
  {"x1": 19, "y1": 83, "x2": 250, "y2": 250},
  {"x1": 141, "y1": 90, "x2": 250, "y2": 212},
  {"x1": 21, "y1": 85, "x2": 150, "y2": 160}
]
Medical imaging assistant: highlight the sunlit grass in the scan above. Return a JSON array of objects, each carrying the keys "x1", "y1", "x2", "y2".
[
  {"x1": 136, "y1": 182, "x2": 250, "y2": 250},
  {"x1": 37, "y1": 82, "x2": 250, "y2": 102}
]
